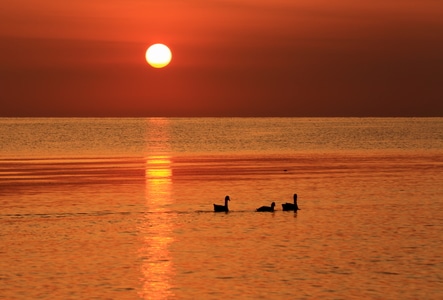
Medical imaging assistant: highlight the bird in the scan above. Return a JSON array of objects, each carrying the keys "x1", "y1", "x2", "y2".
[
  {"x1": 256, "y1": 202, "x2": 275, "y2": 212},
  {"x1": 282, "y1": 193, "x2": 300, "y2": 211},
  {"x1": 213, "y1": 196, "x2": 230, "y2": 212}
]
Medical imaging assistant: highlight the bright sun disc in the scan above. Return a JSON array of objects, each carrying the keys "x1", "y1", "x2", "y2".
[{"x1": 145, "y1": 44, "x2": 172, "y2": 68}]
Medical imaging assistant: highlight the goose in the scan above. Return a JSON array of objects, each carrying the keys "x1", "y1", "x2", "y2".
[
  {"x1": 282, "y1": 193, "x2": 300, "y2": 211},
  {"x1": 213, "y1": 196, "x2": 230, "y2": 212},
  {"x1": 256, "y1": 202, "x2": 275, "y2": 212}
]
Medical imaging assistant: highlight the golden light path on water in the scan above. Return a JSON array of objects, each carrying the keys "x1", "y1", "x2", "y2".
[{"x1": 139, "y1": 118, "x2": 175, "y2": 299}]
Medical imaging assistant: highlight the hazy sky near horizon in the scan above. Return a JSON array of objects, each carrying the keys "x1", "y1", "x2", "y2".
[{"x1": 1, "y1": 0, "x2": 442, "y2": 117}]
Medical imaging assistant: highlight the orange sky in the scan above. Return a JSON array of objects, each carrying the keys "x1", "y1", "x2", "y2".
[{"x1": 1, "y1": 0, "x2": 442, "y2": 116}]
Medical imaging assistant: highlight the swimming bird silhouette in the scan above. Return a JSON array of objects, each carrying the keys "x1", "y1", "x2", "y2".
[
  {"x1": 256, "y1": 202, "x2": 275, "y2": 212},
  {"x1": 213, "y1": 196, "x2": 230, "y2": 212},
  {"x1": 282, "y1": 193, "x2": 300, "y2": 211}
]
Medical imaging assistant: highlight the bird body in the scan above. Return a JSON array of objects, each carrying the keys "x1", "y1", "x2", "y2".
[
  {"x1": 282, "y1": 193, "x2": 300, "y2": 211},
  {"x1": 213, "y1": 196, "x2": 230, "y2": 212},
  {"x1": 256, "y1": 202, "x2": 275, "y2": 212}
]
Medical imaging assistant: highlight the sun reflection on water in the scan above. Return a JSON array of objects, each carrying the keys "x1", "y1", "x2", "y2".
[{"x1": 139, "y1": 118, "x2": 176, "y2": 300}]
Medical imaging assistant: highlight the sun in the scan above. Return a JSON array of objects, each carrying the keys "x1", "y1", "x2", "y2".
[{"x1": 145, "y1": 44, "x2": 172, "y2": 68}]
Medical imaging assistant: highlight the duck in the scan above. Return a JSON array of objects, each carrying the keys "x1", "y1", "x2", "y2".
[
  {"x1": 282, "y1": 193, "x2": 300, "y2": 211},
  {"x1": 213, "y1": 196, "x2": 230, "y2": 212},
  {"x1": 256, "y1": 202, "x2": 275, "y2": 212}
]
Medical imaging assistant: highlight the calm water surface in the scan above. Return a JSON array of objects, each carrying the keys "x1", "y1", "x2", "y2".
[{"x1": 0, "y1": 118, "x2": 442, "y2": 299}]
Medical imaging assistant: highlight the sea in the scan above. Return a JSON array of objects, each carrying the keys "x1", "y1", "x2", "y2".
[{"x1": 0, "y1": 117, "x2": 442, "y2": 299}]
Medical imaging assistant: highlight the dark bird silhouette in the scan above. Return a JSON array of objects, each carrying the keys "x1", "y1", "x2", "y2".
[
  {"x1": 256, "y1": 202, "x2": 275, "y2": 212},
  {"x1": 213, "y1": 196, "x2": 230, "y2": 212},
  {"x1": 282, "y1": 193, "x2": 300, "y2": 211}
]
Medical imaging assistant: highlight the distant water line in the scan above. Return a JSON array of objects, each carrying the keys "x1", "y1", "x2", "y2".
[{"x1": 0, "y1": 117, "x2": 442, "y2": 158}]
